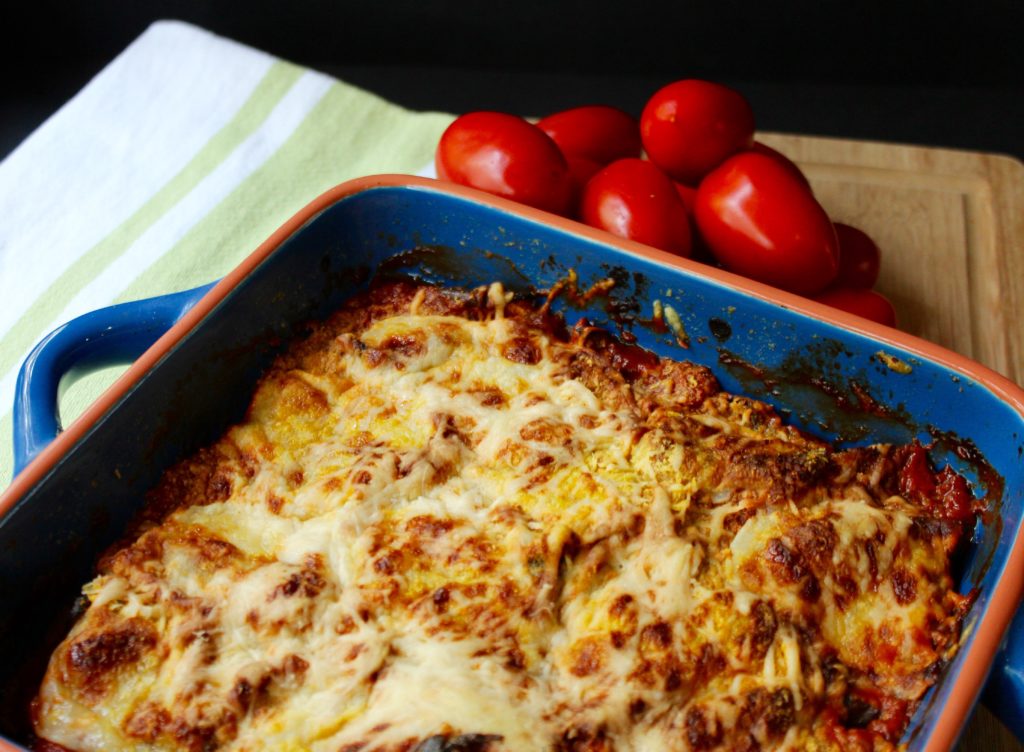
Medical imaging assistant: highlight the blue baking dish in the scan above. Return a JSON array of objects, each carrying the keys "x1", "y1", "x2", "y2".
[{"x1": 1, "y1": 175, "x2": 1023, "y2": 751}]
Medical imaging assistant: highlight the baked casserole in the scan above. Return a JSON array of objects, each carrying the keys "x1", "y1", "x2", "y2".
[{"x1": 33, "y1": 281, "x2": 977, "y2": 751}]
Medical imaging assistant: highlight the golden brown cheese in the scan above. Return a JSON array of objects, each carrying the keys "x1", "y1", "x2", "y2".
[{"x1": 33, "y1": 281, "x2": 974, "y2": 752}]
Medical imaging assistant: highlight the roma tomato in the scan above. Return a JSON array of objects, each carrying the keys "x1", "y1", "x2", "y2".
[
  {"x1": 695, "y1": 152, "x2": 838, "y2": 294},
  {"x1": 673, "y1": 180, "x2": 721, "y2": 264},
  {"x1": 435, "y1": 111, "x2": 572, "y2": 215},
  {"x1": 672, "y1": 181, "x2": 698, "y2": 215},
  {"x1": 566, "y1": 155, "x2": 604, "y2": 212},
  {"x1": 833, "y1": 223, "x2": 881, "y2": 289},
  {"x1": 641, "y1": 79, "x2": 755, "y2": 185},
  {"x1": 749, "y1": 141, "x2": 811, "y2": 189},
  {"x1": 538, "y1": 105, "x2": 642, "y2": 165},
  {"x1": 581, "y1": 158, "x2": 692, "y2": 257},
  {"x1": 812, "y1": 287, "x2": 896, "y2": 327}
]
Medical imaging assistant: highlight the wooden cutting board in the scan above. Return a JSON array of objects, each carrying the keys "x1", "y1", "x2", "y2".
[
  {"x1": 761, "y1": 133, "x2": 1024, "y2": 751},
  {"x1": 761, "y1": 133, "x2": 1024, "y2": 385}
]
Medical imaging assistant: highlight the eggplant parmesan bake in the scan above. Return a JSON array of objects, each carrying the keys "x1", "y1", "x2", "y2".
[{"x1": 33, "y1": 281, "x2": 977, "y2": 751}]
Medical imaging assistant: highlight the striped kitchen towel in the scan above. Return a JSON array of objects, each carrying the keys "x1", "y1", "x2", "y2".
[{"x1": 0, "y1": 20, "x2": 454, "y2": 487}]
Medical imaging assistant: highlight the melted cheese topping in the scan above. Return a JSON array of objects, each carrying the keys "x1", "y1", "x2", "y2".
[{"x1": 34, "y1": 283, "x2": 972, "y2": 752}]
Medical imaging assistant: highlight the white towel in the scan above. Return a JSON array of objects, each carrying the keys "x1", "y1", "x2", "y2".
[{"x1": 0, "y1": 20, "x2": 453, "y2": 486}]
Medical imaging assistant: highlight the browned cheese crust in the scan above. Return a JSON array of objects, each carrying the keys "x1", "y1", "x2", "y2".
[{"x1": 33, "y1": 281, "x2": 975, "y2": 752}]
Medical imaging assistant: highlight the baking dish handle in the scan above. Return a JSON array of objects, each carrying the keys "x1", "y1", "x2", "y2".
[
  {"x1": 12, "y1": 283, "x2": 215, "y2": 474},
  {"x1": 984, "y1": 607, "x2": 1024, "y2": 740}
]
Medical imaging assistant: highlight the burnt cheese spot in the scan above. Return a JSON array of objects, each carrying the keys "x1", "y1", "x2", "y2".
[
  {"x1": 750, "y1": 600, "x2": 778, "y2": 657},
  {"x1": 764, "y1": 538, "x2": 803, "y2": 583},
  {"x1": 789, "y1": 518, "x2": 839, "y2": 570},
  {"x1": 739, "y1": 686, "x2": 796, "y2": 739},
  {"x1": 470, "y1": 386, "x2": 507, "y2": 407},
  {"x1": 406, "y1": 515, "x2": 456, "y2": 537},
  {"x1": 764, "y1": 538, "x2": 821, "y2": 603},
  {"x1": 685, "y1": 706, "x2": 723, "y2": 751},
  {"x1": 432, "y1": 587, "x2": 451, "y2": 613},
  {"x1": 123, "y1": 702, "x2": 172, "y2": 742},
  {"x1": 266, "y1": 493, "x2": 284, "y2": 514},
  {"x1": 66, "y1": 617, "x2": 158, "y2": 687},
  {"x1": 519, "y1": 418, "x2": 573, "y2": 446},
  {"x1": 381, "y1": 333, "x2": 426, "y2": 358},
  {"x1": 374, "y1": 554, "x2": 396, "y2": 575},
  {"x1": 501, "y1": 336, "x2": 541, "y2": 365},
  {"x1": 891, "y1": 567, "x2": 918, "y2": 605},
  {"x1": 271, "y1": 567, "x2": 326, "y2": 600},
  {"x1": 639, "y1": 622, "x2": 673, "y2": 652},
  {"x1": 557, "y1": 724, "x2": 612, "y2": 752},
  {"x1": 570, "y1": 638, "x2": 606, "y2": 677}
]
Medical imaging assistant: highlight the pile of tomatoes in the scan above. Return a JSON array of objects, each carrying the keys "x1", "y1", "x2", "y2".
[{"x1": 434, "y1": 79, "x2": 894, "y2": 326}]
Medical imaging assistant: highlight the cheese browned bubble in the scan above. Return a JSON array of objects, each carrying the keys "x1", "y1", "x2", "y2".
[{"x1": 34, "y1": 281, "x2": 973, "y2": 752}]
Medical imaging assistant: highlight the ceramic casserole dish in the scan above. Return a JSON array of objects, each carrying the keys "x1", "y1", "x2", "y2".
[{"x1": 1, "y1": 175, "x2": 1024, "y2": 751}]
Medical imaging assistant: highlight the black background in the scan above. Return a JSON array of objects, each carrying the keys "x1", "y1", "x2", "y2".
[{"x1": 2, "y1": 1, "x2": 1023, "y2": 161}]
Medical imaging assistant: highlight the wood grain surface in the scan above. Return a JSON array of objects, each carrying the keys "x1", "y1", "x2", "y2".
[{"x1": 760, "y1": 133, "x2": 1024, "y2": 751}]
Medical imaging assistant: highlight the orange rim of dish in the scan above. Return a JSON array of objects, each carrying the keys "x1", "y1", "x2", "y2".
[{"x1": 1, "y1": 174, "x2": 1022, "y2": 752}]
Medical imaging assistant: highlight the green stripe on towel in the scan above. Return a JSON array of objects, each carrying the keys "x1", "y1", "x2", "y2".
[
  {"x1": 0, "y1": 61, "x2": 302, "y2": 387},
  {"x1": 1, "y1": 75, "x2": 453, "y2": 489},
  {"x1": 116, "y1": 79, "x2": 453, "y2": 302}
]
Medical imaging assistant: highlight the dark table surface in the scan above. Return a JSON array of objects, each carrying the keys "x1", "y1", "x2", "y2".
[
  {"x1": 5, "y1": 0, "x2": 1021, "y2": 161},
  {"x1": 3, "y1": 62, "x2": 1023, "y2": 165}
]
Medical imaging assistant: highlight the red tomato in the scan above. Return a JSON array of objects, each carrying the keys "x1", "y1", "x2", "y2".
[
  {"x1": 812, "y1": 287, "x2": 897, "y2": 327},
  {"x1": 933, "y1": 466, "x2": 974, "y2": 520},
  {"x1": 695, "y1": 152, "x2": 838, "y2": 294},
  {"x1": 898, "y1": 443, "x2": 935, "y2": 498},
  {"x1": 673, "y1": 180, "x2": 716, "y2": 265},
  {"x1": 672, "y1": 181, "x2": 698, "y2": 215},
  {"x1": 833, "y1": 222, "x2": 881, "y2": 289},
  {"x1": 538, "y1": 105, "x2": 642, "y2": 165},
  {"x1": 581, "y1": 158, "x2": 692, "y2": 257},
  {"x1": 894, "y1": 444, "x2": 973, "y2": 520},
  {"x1": 435, "y1": 111, "x2": 572, "y2": 214},
  {"x1": 749, "y1": 141, "x2": 811, "y2": 189},
  {"x1": 566, "y1": 155, "x2": 604, "y2": 213},
  {"x1": 641, "y1": 79, "x2": 755, "y2": 185}
]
